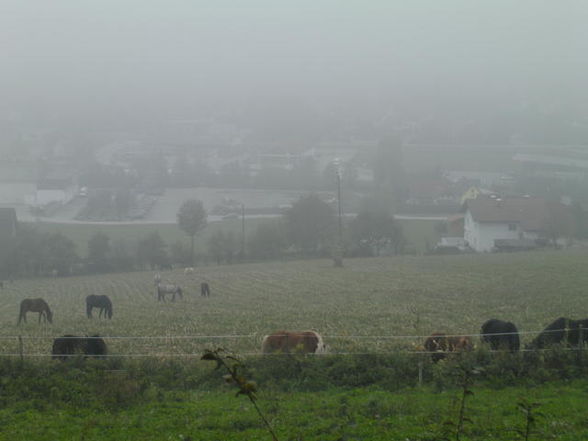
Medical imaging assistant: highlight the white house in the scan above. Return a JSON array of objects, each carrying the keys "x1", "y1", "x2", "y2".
[
  {"x1": 463, "y1": 195, "x2": 568, "y2": 252},
  {"x1": 31, "y1": 171, "x2": 78, "y2": 207}
]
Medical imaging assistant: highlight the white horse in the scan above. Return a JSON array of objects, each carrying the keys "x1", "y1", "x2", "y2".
[
  {"x1": 156, "y1": 283, "x2": 183, "y2": 302},
  {"x1": 184, "y1": 267, "x2": 194, "y2": 275}
]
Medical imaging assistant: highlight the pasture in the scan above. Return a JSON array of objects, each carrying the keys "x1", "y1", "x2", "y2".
[{"x1": 2, "y1": 249, "x2": 588, "y2": 359}]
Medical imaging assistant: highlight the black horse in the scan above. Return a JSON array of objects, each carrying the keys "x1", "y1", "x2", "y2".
[
  {"x1": 480, "y1": 319, "x2": 520, "y2": 352},
  {"x1": 86, "y1": 294, "x2": 113, "y2": 319},
  {"x1": 201, "y1": 282, "x2": 211, "y2": 297},
  {"x1": 530, "y1": 317, "x2": 588, "y2": 349},
  {"x1": 51, "y1": 335, "x2": 107, "y2": 361},
  {"x1": 18, "y1": 298, "x2": 53, "y2": 324}
]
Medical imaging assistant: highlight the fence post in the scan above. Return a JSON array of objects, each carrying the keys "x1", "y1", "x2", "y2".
[
  {"x1": 418, "y1": 361, "x2": 423, "y2": 387},
  {"x1": 18, "y1": 336, "x2": 23, "y2": 363},
  {"x1": 578, "y1": 326, "x2": 584, "y2": 366}
]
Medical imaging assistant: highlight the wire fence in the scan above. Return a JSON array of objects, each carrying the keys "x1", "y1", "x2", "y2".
[{"x1": 2, "y1": 328, "x2": 586, "y2": 359}]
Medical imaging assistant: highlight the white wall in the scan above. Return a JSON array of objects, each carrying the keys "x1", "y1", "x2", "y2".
[
  {"x1": 35, "y1": 187, "x2": 76, "y2": 206},
  {"x1": 464, "y1": 209, "x2": 521, "y2": 252}
]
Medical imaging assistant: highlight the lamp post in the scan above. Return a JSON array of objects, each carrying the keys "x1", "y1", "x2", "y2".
[{"x1": 334, "y1": 159, "x2": 343, "y2": 267}]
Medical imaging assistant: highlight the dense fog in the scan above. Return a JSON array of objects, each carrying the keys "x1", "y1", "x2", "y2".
[{"x1": 1, "y1": 1, "x2": 587, "y2": 140}]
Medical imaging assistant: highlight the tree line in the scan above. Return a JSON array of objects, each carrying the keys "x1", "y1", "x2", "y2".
[{"x1": 0, "y1": 195, "x2": 404, "y2": 279}]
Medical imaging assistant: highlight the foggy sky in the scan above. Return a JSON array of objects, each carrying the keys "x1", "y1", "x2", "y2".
[{"x1": 2, "y1": 1, "x2": 588, "y2": 131}]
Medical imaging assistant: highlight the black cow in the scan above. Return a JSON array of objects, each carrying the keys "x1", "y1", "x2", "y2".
[
  {"x1": 530, "y1": 317, "x2": 588, "y2": 349},
  {"x1": 481, "y1": 319, "x2": 520, "y2": 352},
  {"x1": 51, "y1": 335, "x2": 107, "y2": 361}
]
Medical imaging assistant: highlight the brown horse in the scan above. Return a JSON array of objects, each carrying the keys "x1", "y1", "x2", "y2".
[
  {"x1": 261, "y1": 331, "x2": 326, "y2": 354},
  {"x1": 18, "y1": 298, "x2": 53, "y2": 325},
  {"x1": 423, "y1": 333, "x2": 473, "y2": 362}
]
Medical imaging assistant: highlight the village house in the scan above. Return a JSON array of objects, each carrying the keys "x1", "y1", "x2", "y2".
[{"x1": 463, "y1": 195, "x2": 571, "y2": 252}]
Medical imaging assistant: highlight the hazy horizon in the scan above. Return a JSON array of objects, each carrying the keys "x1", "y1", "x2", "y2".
[{"x1": 2, "y1": 1, "x2": 587, "y2": 136}]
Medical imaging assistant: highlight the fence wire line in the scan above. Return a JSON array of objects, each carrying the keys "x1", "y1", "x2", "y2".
[
  {"x1": 2, "y1": 346, "x2": 588, "y2": 359},
  {"x1": 2, "y1": 328, "x2": 585, "y2": 341}
]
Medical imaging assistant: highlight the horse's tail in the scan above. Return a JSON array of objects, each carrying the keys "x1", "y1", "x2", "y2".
[
  {"x1": 86, "y1": 298, "x2": 92, "y2": 318},
  {"x1": 45, "y1": 305, "x2": 53, "y2": 324},
  {"x1": 17, "y1": 301, "x2": 25, "y2": 325}
]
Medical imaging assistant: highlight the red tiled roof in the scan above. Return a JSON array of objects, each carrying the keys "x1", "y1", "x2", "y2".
[{"x1": 464, "y1": 196, "x2": 566, "y2": 232}]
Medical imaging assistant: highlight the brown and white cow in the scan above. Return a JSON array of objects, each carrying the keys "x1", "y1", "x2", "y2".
[
  {"x1": 423, "y1": 332, "x2": 473, "y2": 362},
  {"x1": 261, "y1": 331, "x2": 327, "y2": 354}
]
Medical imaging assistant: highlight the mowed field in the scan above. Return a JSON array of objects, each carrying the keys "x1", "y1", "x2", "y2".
[{"x1": 2, "y1": 249, "x2": 588, "y2": 359}]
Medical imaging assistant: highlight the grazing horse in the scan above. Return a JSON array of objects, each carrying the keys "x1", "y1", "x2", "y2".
[
  {"x1": 184, "y1": 267, "x2": 194, "y2": 275},
  {"x1": 261, "y1": 331, "x2": 326, "y2": 354},
  {"x1": 18, "y1": 298, "x2": 53, "y2": 324},
  {"x1": 157, "y1": 283, "x2": 183, "y2": 302},
  {"x1": 86, "y1": 294, "x2": 113, "y2": 319},
  {"x1": 423, "y1": 333, "x2": 473, "y2": 363},
  {"x1": 530, "y1": 317, "x2": 588, "y2": 349},
  {"x1": 52, "y1": 335, "x2": 107, "y2": 361},
  {"x1": 201, "y1": 282, "x2": 211, "y2": 297},
  {"x1": 480, "y1": 319, "x2": 520, "y2": 352}
]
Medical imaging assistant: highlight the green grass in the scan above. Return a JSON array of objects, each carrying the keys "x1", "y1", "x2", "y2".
[{"x1": 1, "y1": 380, "x2": 587, "y2": 440}]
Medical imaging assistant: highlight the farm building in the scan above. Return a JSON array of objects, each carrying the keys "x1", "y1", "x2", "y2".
[
  {"x1": 463, "y1": 195, "x2": 571, "y2": 252},
  {"x1": 33, "y1": 170, "x2": 78, "y2": 207}
]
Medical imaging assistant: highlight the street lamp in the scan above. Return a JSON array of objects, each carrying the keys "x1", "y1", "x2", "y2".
[{"x1": 333, "y1": 159, "x2": 343, "y2": 267}]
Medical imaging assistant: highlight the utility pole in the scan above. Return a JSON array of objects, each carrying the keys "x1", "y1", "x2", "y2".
[
  {"x1": 334, "y1": 160, "x2": 343, "y2": 267},
  {"x1": 241, "y1": 204, "x2": 245, "y2": 259}
]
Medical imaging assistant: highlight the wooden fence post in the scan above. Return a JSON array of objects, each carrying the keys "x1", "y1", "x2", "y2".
[
  {"x1": 578, "y1": 326, "x2": 584, "y2": 366},
  {"x1": 418, "y1": 361, "x2": 423, "y2": 387},
  {"x1": 18, "y1": 336, "x2": 23, "y2": 363}
]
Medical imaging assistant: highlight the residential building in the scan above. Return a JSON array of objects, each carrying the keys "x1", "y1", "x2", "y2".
[{"x1": 463, "y1": 195, "x2": 570, "y2": 252}]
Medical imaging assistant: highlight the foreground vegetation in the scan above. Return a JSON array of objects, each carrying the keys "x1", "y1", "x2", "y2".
[{"x1": 0, "y1": 353, "x2": 587, "y2": 440}]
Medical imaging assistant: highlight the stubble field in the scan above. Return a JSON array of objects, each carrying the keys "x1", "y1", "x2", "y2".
[{"x1": 2, "y1": 249, "x2": 588, "y2": 359}]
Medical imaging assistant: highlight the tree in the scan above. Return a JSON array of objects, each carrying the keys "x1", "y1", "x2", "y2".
[
  {"x1": 87, "y1": 232, "x2": 111, "y2": 272},
  {"x1": 350, "y1": 211, "x2": 405, "y2": 256},
  {"x1": 248, "y1": 221, "x2": 287, "y2": 260},
  {"x1": 177, "y1": 199, "x2": 207, "y2": 265},
  {"x1": 170, "y1": 240, "x2": 192, "y2": 266},
  {"x1": 208, "y1": 230, "x2": 224, "y2": 265},
  {"x1": 137, "y1": 232, "x2": 168, "y2": 270},
  {"x1": 42, "y1": 233, "x2": 79, "y2": 276},
  {"x1": 207, "y1": 230, "x2": 238, "y2": 265},
  {"x1": 284, "y1": 194, "x2": 335, "y2": 256}
]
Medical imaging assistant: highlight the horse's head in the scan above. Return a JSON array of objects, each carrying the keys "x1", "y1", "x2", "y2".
[{"x1": 46, "y1": 309, "x2": 53, "y2": 324}]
